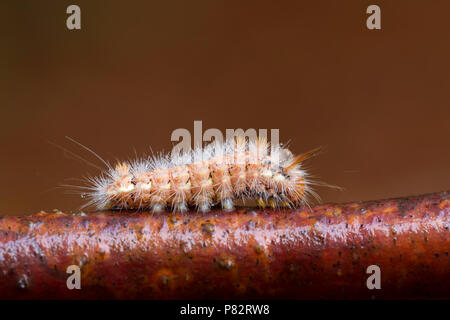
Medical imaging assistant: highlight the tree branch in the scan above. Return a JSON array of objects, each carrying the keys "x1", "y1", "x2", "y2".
[{"x1": 0, "y1": 191, "x2": 448, "y2": 299}]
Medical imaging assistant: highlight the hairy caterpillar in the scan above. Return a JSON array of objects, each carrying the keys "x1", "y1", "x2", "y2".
[{"x1": 78, "y1": 137, "x2": 326, "y2": 213}]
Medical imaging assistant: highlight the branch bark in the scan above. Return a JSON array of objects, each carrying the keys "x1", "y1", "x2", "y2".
[{"x1": 0, "y1": 191, "x2": 448, "y2": 299}]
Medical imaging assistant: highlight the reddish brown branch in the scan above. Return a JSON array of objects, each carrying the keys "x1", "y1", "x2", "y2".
[{"x1": 0, "y1": 192, "x2": 448, "y2": 299}]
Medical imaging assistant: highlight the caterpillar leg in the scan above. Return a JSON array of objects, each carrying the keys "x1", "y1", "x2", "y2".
[
  {"x1": 151, "y1": 202, "x2": 165, "y2": 213},
  {"x1": 280, "y1": 200, "x2": 292, "y2": 208},
  {"x1": 256, "y1": 197, "x2": 266, "y2": 209},
  {"x1": 173, "y1": 202, "x2": 188, "y2": 213},
  {"x1": 267, "y1": 195, "x2": 292, "y2": 209},
  {"x1": 198, "y1": 201, "x2": 211, "y2": 213},
  {"x1": 222, "y1": 198, "x2": 234, "y2": 211},
  {"x1": 268, "y1": 197, "x2": 277, "y2": 209}
]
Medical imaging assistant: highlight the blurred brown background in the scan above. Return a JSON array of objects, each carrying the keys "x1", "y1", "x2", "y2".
[{"x1": 0, "y1": 1, "x2": 449, "y2": 216}]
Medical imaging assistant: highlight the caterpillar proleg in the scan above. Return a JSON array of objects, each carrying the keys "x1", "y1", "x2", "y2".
[{"x1": 80, "y1": 137, "x2": 326, "y2": 213}]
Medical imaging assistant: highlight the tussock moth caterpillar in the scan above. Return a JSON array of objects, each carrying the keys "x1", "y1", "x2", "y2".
[{"x1": 74, "y1": 137, "x2": 330, "y2": 213}]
